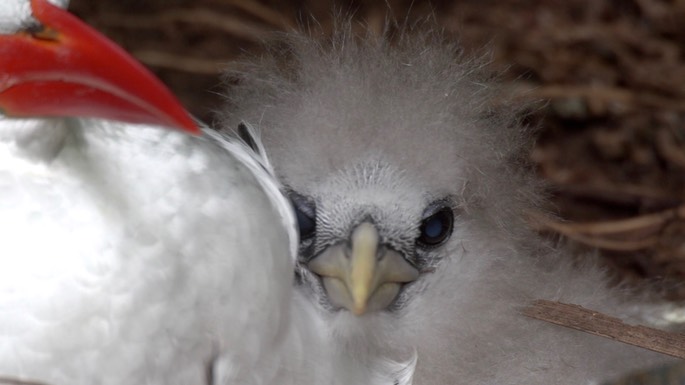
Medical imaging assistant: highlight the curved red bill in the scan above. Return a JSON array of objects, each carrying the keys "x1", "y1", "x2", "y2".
[{"x1": 0, "y1": 0, "x2": 199, "y2": 134}]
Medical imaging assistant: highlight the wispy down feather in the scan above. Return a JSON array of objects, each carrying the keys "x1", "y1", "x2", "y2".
[{"x1": 220, "y1": 22, "x2": 675, "y2": 384}]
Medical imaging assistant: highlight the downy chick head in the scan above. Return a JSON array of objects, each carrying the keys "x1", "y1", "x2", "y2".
[{"x1": 221, "y1": 25, "x2": 539, "y2": 329}]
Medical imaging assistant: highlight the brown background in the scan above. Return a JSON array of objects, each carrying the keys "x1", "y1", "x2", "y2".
[{"x1": 68, "y1": 0, "x2": 685, "y2": 300}]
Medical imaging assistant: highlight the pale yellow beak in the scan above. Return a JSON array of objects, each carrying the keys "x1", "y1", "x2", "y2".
[{"x1": 308, "y1": 222, "x2": 419, "y2": 315}]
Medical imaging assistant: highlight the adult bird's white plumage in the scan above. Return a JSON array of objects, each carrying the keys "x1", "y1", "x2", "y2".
[
  {"x1": 1, "y1": 1, "x2": 679, "y2": 385},
  {"x1": 0, "y1": 1, "x2": 298, "y2": 384},
  {"x1": 1, "y1": 119, "x2": 299, "y2": 385}
]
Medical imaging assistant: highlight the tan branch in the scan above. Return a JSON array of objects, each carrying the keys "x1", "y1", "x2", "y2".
[
  {"x1": 218, "y1": 0, "x2": 293, "y2": 30},
  {"x1": 548, "y1": 181, "x2": 680, "y2": 206},
  {"x1": 527, "y1": 207, "x2": 685, "y2": 251},
  {"x1": 100, "y1": 9, "x2": 271, "y2": 42},
  {"x1": 656, "y1": 130, "x2": 685, "y2": 169},
  {"x1": 132, "y1": 50, "x2": 227, "y2": 75},
  {"x1": 546, "y1": 231, "x2": 658, "y2": 251},
  {"x1": 0, "y1": 377, "x2": 51, "y2": 385},
  {"x1": 523, "y1": 84, "x2": 685, "y2": 112},
  {"x1": 522, "y1": 300, "x2": 685, "y2": 359},
  {"x1": 530, "y1": 205, "x2": 685, "y2": 236}
]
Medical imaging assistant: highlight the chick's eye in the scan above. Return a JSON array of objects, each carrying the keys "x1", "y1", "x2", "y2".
[
  {"x1": 295, "y1": 206, "x2": 315, "y2": 240},
  {"x1": 290, "y1": 193, "x2": 316, "y2": 241},
  {"x1": 418, "y1": 208, "x2": 453, "y2": 247}
]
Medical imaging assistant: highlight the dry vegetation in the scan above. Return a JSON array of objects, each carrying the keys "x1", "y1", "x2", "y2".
[{"x1": 68, "y1": 0, "x2": 685, "y2": 300}]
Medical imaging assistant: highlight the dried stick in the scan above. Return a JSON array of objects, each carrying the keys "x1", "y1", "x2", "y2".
[
  {"x1": 522, "y1": 84, "x2": 685, "y2": 112},
  {"x1": 0, "y1": 377, "x2": 51, "y2": 385},
  {"x1": 656, "y1": 130, "x2": 685, "y2": 169},
  {"x1": 537, "y1": 206, "x2": 685, "y2": 235},
  {"x1": 528, "y1": 205, "x2": 685, "y2": 251},
  {"x1": 522, "y1": 300, "x2": 685, "y2": 359},
  {"x1": 132, "y1": 50, "x2": 226, "y2": 75},
  {"x1": 539, "y1": 231, "x2": 657, "y2": 251},
  {"x1": 218, "y1": 0, "x2": 293, "y2": 29},
  {"x1": 549, "y1": 181, "x2": 680, "y2": 206},
  {"x1": 101, "y1": 9, "x2": 270, "y2": 42}
]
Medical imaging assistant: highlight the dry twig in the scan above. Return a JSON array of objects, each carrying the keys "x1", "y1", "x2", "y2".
[
  {"x1": 529, "y1": 205, "x2": 685, "y2": 251},
  {"x1": 0, "y1": 377, "x2": 51, "y2": 385},
  {"x1": 656, "y1": 130, "x2": 685, "y2": 169},
  {"x1": 132, "y1": 50, "x2": 227, "y2": 75},
  {"x1": 217, "y1": 0, "x2": 293, "y2": 30},
  {"x1": 525, "y1": 84, "x2": 685, "y2": 112},
  {"x1": 100, "y1": 9, "x2": 271, "y2": 42},
  {"x1": 522, "y1": 300, "x2": 685, "y2": 359}
]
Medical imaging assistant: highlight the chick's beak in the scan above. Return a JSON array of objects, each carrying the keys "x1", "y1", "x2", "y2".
[
  {"x1": 308, "y1": 222, "x2": 419, "y2": 315},
  {"x1": 0, "y1": 0, "x2": 198, "y2": 134}
]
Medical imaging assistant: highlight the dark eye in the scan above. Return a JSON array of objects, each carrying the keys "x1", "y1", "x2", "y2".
[
  {"x1": 418, "y1": 208, "x2": 453, "y2": 247},
  {"x1": 289, "y1": 192, "x2": 316, "y2": 241}
]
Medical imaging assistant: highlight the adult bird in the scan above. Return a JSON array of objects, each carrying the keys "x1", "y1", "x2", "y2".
[{"x1": 0, "y1": 1, "x2": 299, "y2": 384}]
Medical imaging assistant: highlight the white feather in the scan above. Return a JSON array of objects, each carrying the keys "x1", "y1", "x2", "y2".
[{"x1": 0, "y1": 117, "x2": 296, "y2": 385}]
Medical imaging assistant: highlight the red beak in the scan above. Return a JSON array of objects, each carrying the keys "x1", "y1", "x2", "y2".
[{"x1": 0, "y1": 0, "x2": 199, "y2": 134}]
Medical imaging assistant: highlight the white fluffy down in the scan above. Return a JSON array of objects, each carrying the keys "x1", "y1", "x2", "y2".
[{"x1": 220, "y1": 25, "x2": 675, "y2": 384}]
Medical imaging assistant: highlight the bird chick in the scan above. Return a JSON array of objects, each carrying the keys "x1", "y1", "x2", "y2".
[{"x1": 220, "y1": 24, "x2": 674, "y2": 384}]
